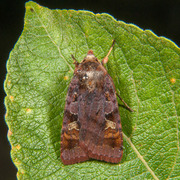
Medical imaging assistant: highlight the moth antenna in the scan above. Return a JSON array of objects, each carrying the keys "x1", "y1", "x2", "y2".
[
  {"x1": 102, "y1": 39, "x2": 115, "y2": 65},
  {"x1": 116, "y1": 93, "x2": 134, "y2": 112},
  {"x1": 72, "y1": 54, "x2": 79, "y2": 67}
]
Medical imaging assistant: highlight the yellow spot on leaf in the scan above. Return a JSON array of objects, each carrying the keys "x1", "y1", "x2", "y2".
[
  {"x1": 170, "y1": 78, "x2": 176, "y2": 84},
  {"x1": 9, "y1": 95, "x2": 14, "y2": 102},
  {"x1": 17, "y1": 170, "x2": 25, "y2": 177},
  {"x1": 7, "y1": 80, "x2": 11, "y2": 86},
  {"x1": 12, "y1": 144, "x2": 21, "y2": 151},
  {"x1": 8, "y1": 130, "x2": 13, "y2": 136},
  {"x1": 26, "y1": 5, "x2": 32, "y2": 11},
  {"x1": 26, "y1": 108, "x2": 32, "y2": 113},
  {"x1": 14, "y1": 158, "x2": 21, "y2": 166},
  {"x1": 16, "y1": 144, "x2": 21, "y2": 150},
  {"x1": 64, "y1": 76, "x2": 69, "y2": 80}
]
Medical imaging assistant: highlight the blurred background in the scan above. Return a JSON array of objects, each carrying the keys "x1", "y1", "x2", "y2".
[{"x1": 1, "y1": 0, "x2": 180, "y2": 179}]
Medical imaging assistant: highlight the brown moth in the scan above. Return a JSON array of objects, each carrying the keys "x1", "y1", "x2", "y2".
[{"x1": 61, "y1": 40, "x2": 132, "y2": 165}]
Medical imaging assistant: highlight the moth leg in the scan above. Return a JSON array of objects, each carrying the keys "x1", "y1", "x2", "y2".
[
  {"x1": 116, "y1": 93, "x2": 134, "y2": 112},
  {"x1": 102, "y1": 40, "x2": 115, "y2": 65}
]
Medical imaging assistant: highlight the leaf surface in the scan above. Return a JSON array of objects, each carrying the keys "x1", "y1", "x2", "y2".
[{"x1": 4, "y1": 1, "x2": 180, "y2": 179}]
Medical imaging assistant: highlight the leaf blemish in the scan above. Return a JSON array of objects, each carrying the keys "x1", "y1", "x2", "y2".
[
  {"x1": 9, "y1": 95, "x2": 14, "y2": 102},
  {"x1": 30, "y1": 8, "x2": 34, "y2": 12},
  {"x1": 13, "y1": 144, "x2": 21, "y2": 150},
  {"x1": 8, "y1": 130, "x2": 13, "y2": 136},
  {"x1": 64, "y1": 76, "x2": 69, "y2": 80},
  {"x1": 7, "y1": 80, "x2": 11, "y2": 87},
  {"x1": 170, "y1": 78, "x2": 176, "y2": 84},
  {"x1": 14, "y1": 159, "x2": 21, "y2": 166},
  {"x1": 26, "y1": 108, "x2": 32, "y2": 113}
]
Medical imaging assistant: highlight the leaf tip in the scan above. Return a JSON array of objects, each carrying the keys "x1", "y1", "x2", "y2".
[{"x1": 25, "y1": 1, "x2": 42, "y2": 12}]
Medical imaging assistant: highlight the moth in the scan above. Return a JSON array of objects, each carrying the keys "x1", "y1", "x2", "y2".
[{"x1": 61, "y1": 40, "x2": 133, "y2": 165}]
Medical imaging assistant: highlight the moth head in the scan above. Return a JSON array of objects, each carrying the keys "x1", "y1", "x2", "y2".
[
  {"x1": 83, "y1": 50, "x2": 99, "y2": 62},
  {"x1": 73, "y1": 50, "x2": 107, "y2": 79}
]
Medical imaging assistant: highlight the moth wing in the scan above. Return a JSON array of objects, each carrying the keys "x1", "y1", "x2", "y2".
[
  {"x1": 79, "y1": 75, "x2": 123, "y2": 163},
  {"x1": 101, "y1": 75, "x2": 123, "y2": 163},
  {"x1": 61, "y1": 76, "x2": 89, "y2": 165}
]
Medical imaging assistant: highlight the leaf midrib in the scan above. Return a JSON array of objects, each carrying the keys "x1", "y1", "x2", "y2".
[
  {"x1": 123, "y1": 133, "x2": 159, "y2": 180},
  {"x1": 30, "y1": 6, "x2": 74, "y2": 72}
]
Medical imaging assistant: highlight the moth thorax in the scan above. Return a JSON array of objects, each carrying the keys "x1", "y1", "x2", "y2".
[
  {"x1": 87, "y1": 71, "x2": 104, "y2": 80},
  {"x1": 79, "y1": 70, "x2": 104, "y2": 81}
]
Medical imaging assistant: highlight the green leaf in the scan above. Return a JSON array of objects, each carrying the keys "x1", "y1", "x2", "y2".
[{"x1": 4, "y1": 1, "x2": 180, "y2": 179}]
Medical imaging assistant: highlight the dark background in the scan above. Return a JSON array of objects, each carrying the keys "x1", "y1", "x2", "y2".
[{"x1": 1, "y1": 0, "x2": 180, "y2": 179}]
